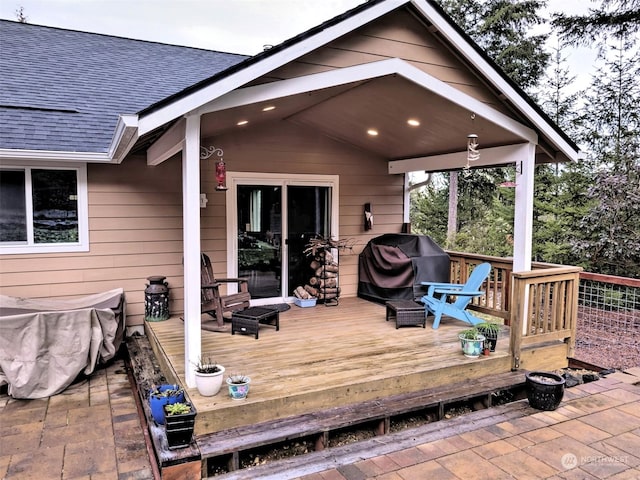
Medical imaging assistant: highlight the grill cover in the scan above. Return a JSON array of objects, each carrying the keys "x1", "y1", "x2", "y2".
[{"x1": 358, "y1": 234, "x2": 450, "y2": 303}]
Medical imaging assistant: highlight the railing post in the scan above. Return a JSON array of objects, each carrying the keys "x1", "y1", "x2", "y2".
[
  {"x1": 510, "y1": 273, "x2": 524, "y2": 370},
  {"x1": 566, "y1": 273, "x2": 580, "y2": 358}
]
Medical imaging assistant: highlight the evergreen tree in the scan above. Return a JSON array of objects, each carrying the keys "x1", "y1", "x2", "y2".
[
  {"x1": 572, "y1": 38, "x2": 640, "y2": 277},
  {"x1": 439, "y1": 0, "x2": 550, "y2": 91},
  {"x1": 409, "y1": 183, "x2": 448, "y2": 246},
  {"x1": 553, "y1": 0, "x2": 640, "y2": 45},
  {"x1": 533, "y1": 42, "x2": 586, "y2": 265}
]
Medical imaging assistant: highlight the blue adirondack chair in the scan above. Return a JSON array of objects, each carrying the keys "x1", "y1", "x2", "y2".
[{"x1": 420, "y1": 262, "x2": 492, "y2": 329}]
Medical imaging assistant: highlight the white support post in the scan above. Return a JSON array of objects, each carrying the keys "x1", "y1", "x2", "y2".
[
  {"x1": 512, "y1": 142, "x2": 536, "y2": 335},
  {"x1": 512, "y1": 142, "x2": 536, "y2": 273},
  {"x1": 183, "y1": 114, "x2": 202, "y2": 388}
]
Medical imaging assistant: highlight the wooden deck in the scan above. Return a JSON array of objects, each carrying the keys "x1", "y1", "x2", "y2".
[{"x1": 144, "y1": 297, "x2": 569, "y2": 437}]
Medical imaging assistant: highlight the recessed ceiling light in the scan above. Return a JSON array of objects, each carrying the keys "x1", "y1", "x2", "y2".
[
  {"x1": 407, "y1": 119, "x2": 420, "y2": 127},
  {"x1": 367, "y1": 129, "x2": 378, "y2": 136},
  {"x1": 262, "y1": 105, "x2": 276, "y2": 112},
  {"x1": 237, "y1": 120, "x2": 249, "y2": 126}
]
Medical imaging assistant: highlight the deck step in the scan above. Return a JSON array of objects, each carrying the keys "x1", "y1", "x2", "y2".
[{"x1": 197, "y1": 370, "x2": 527, "y2": 471}]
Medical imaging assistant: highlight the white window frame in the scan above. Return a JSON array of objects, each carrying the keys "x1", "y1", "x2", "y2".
[{"x1": 0, "y1": 161, "x2": 89, "y2": 255}]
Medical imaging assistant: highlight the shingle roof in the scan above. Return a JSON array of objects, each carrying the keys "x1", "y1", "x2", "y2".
[{"x1": 0, "y1": 20, "x2": 247, "y2": 153}]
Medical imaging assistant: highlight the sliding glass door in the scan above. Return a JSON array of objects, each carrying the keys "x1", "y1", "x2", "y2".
[{"x1": 231, "y1": 175, "x2": 336, "y2": 302}]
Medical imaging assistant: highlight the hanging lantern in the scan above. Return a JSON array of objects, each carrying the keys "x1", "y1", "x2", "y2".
[
  {"x1": 200, "y1": 145, "x2": 228, "y2": 192},
  {"x1": 215, "y1": 157, "x2": 227, "y2": 191}
]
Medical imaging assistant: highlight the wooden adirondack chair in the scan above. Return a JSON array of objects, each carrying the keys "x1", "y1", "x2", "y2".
[
  {"x1": 420, "y1": 262, "x2": 491, "y2": 329},
  {"x1": 201, "y1": 253, "x2": 251, "y2": 330}
]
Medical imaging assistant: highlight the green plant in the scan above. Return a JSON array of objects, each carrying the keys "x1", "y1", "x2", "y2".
[
  {"x1": 476, "y1": 321, "x2": 501, "y2": 334},
  {"x1": 227, "y1": 374, "x2": 250, "y2": 385},
  {"x1": 164, "y1": 402, "x2": 192, "y2": 416},
  {"x1": 192, "y1": 354, "x2": 221, "y2": 374},
  {"x1": 150, "y1": 385, "x2": 183, "y2": 398},
  {"x1": 459, "y1": 327, "x2": 483, "y2": 340}
]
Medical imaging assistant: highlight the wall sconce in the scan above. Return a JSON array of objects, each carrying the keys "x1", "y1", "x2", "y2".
[{"x1": 200, "y1": 145, "x2": 228, "y2": 191}]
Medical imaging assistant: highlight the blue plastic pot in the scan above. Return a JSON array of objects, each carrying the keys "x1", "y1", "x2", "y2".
[{"x1": 149, "y1": 385, "x2": 184, "y2": 425}]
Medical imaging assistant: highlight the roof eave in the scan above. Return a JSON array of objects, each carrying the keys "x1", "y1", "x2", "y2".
[{"x1": 409, "y1": 0, "x2": 580, "y2": 162}]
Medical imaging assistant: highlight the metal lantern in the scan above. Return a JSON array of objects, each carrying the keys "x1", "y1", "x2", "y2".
[
  {"x1": 215, "y1": 158, "x2": 227, "y2": 191},
  {"x1": 145, "y1": 276, "x2": 169, "y2": 321},
  {"x1": 200, "y1": 145, "x2": 228, "y2": 191}
]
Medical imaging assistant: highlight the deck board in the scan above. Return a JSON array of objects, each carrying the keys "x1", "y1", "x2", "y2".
[{"x1": 146, "y1": 297, "x2": 520, "y2": 434}]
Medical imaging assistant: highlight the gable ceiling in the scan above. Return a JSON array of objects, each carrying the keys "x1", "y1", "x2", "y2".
[{"x1": 200, "y1": 74, "x2": 526, "y2": 163}]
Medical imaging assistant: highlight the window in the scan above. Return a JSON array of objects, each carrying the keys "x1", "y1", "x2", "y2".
[{"x1": 0, "y1": 164, "x2": 88, "y2": 254}]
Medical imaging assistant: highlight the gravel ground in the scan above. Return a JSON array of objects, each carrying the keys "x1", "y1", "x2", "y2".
[{"x1": 574, "y1": 306, "x2": 640, "y2": 370}]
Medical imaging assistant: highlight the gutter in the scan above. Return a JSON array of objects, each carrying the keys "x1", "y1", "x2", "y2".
[{"x1": 0, "y1": 114, "x2": 140, "y2": 165}]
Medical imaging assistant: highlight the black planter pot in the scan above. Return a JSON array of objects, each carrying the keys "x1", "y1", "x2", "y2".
[
  {"x1": 525, "y1": 371, "x2": 565, "y2": 411},
  {"x1": 478, "y1": 327, "x2": 498, "y2": 352},
  {"x1": 163, "y1": 404, "x2": 196, "y2": 450}
]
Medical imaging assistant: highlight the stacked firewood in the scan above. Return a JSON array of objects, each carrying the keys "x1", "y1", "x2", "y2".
[{"x1": 293, "y1": 249, "x2": 340, "y2": 303}]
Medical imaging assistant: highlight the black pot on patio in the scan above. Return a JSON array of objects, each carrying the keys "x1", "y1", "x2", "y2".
[{"x1": 525, "y1": 371, "x2": 565, "y2": 411}]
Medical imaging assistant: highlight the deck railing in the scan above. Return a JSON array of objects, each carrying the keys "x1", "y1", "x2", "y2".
[
  {"x1": 446, "y1": 252, "x2": 514, "y2": 321},
  {"x1": 576, "y1": 272, "x2": 640, "y2": 370},
  {"x1": 446, "y1": 252, "x2": 582, "y2": 370}
]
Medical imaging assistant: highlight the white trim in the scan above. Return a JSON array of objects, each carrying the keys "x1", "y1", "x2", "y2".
[
  {"x1": 147, "y1": 118, "x2": 186, "y2": 166},
  {"x1": 410, "y1": 0, "x2": 578, "y2": 162},
  {"x1": 137, "y1": 0, "x2": 406, "y2": 136},
  {"x1": 197, "y1": 59, "x2": 537, "y2": 144},
  {"x1": 109, "y1": 114, "x2": 139, "y2": 164},
  {"x1": 0, "y1": 162, "x2": 89, "y2": 255},
  {"x1": 389, "y1": 144, "x2": 532, "y2": 173},
  {"x1": 226, "y1": 172, "x2": 339, "y2": 302},
  {"x1": 0, "y1": 149, "x2": 110, "y2": 163}
]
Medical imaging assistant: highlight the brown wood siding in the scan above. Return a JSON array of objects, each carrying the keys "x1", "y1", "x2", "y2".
[
  {"x1": 0, "y1": 155, "x2": 185, "y2": 325},
  {"x1": 263, "y1": 8, "x2": 511, "y2": 116}
]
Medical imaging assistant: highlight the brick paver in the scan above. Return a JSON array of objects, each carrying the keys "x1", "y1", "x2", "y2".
[
  {"x1": 301, "y1": 370, "x2": 640, "y2": 480},
  {"x1": 0, "y1": 354, "x2": 152, "y2": 480},
  {"x1": 2, "y1": 357, "x2": 639, "y2": 480}
]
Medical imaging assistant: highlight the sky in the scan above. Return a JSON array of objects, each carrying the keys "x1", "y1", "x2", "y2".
[{"x1": 0, "y1": 0, "x2": 596, "y2": 89}]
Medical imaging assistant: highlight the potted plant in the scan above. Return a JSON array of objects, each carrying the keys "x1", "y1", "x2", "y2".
[
  {"x1": 525, "y1": 371, "x2": 565, "y2": 411},
  {"x1": 458, "y1": 328, "x2": 486, "y2": 359},
  {"x1": 476, "y1": 321, "x2": 501, "y2": 352},
  {"x1": 149, "y1": 384, "x2": 184, "y2": 425},
  {"x1": 163, "y1": 402, "x2": 196, "y2": 449},
  {"x1": 192, "y1": 354, "x2": 225, "y2": 397},
  {"x1": 226, "y1": 374, "x2": 251, "y2": 400}
]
